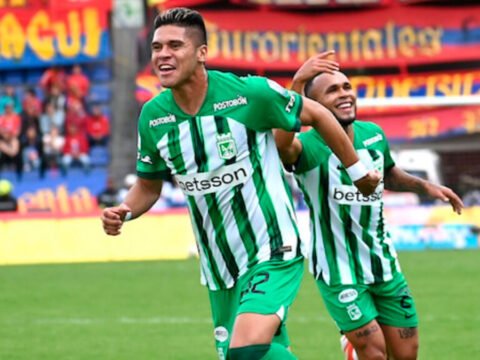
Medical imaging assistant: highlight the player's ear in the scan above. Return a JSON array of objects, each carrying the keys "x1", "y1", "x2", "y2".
[{"x1": 197, "y1": 44, "x2": 207, "y2": 63}]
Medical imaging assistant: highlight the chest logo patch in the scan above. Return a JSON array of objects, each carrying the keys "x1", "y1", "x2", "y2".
[{"x1": 216, "y1": 133, "x2": 237, "y2": 160}]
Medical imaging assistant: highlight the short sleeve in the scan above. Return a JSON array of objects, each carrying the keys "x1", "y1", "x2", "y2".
[
  {"x1": 136, "y1": 102, "x2": 171, "y2": 180},
  {"x1": 243, "y1": 76, "x2": 302, "y2": 132}
]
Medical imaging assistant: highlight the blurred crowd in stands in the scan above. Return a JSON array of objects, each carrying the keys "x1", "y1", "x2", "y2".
[{"x1": 0, "y1": 65, "x2": 110, "y2": 179}]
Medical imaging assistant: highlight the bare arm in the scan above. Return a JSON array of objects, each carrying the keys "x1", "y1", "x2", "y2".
[
  {"x1": 385, "y1": 166, "x2": 464, "y2": 214},
  {"x1": 300, "y1": 97, "x2": 359, "y2": 167},
  {"x1": 275, "y1": 97, "x2": 356, "y2": 166},
  {"x1": 101, "y1": 177, "x2": 163, "y2": 236},
  {"x1": 275, "y1": 51, "x2": 338, "y2": 165},
  {"x1": 276, "y1": 97, "x2": 380, "y2": 196}
]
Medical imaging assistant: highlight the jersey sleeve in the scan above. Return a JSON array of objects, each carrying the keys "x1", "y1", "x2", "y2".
[
  {"x1": 294, "y1": 129, "x2": 329, "y2": 174},
  {"x1": 136, "y1": 102, "x2": 171, "y2": 180},
  {"x1": 243, "y1": 76, "x2": 303, "y2": 132}
]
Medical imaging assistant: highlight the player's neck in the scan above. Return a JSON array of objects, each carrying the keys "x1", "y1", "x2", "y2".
[
  {"x1": 172, "y1": 68, "x2": 208, "y2": 116},
  {"x1": 343, "y1": 124, "x2": 354, "y2": 142}
]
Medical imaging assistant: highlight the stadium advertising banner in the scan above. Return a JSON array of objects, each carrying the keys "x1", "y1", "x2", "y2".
[
  {"x1": 149, "y1": 0, "x2": 393, "y2": 9},
  {"x1": 0, "y1": 0, "x2": 44, "y2": 8},
  {"x1": 229, "y1": 0, "x2": 392, "y2": 8},
  {"x1": 366, "y1": 105, "x2": 480, "y2": 143},
  {"x1": 352, "y1": 70, "x2": 480, "y2": 142},
  {"x1": 136, "y1": 69, "x2": 163, "y2": 104},
  {"x1": 0, "y1": 5, "x2": 111, "y2": 69},
  {"x1": 136, "y1": 69, "x2": 480, "y2": 142},
  {"x1": 199, "y1": 6, "x2": 480, "y2": 70},
  {"x1": 0, "y1": 210, "x2": 196, "y2": 265},
  {"x1": 48, "y1": 0, "x2": 112, "y2": 11},
  {"x1": 0, "y1": 0, "x2": 112, "y2": 10},
  {"x1": 272, "y1": 70, "x2": 480, "y2": 142},
  {"x1": 297, "y1": 206, "x2": 480, "y2": 253},
  {"x1": 1, "y1": 206, "x2": 478, "y2": 265},
  {"x1": 384, "y1": 206, "x2": 480, "y2": 251},
  {"x1": 147, "y1": 0, "x2": 218, "y2": 8},
  {"x1": 350, "y1": 71, "x2": 480, "y2": 101}
]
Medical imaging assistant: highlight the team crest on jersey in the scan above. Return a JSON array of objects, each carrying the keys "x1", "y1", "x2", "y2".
[{"x1": 216, "y1": 133, "x2": 237, "y2": 160}]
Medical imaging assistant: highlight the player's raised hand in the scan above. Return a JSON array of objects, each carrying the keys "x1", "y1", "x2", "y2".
[
  {"x1": 101, "y1": 203, "x2": 132, "y2": 236},
  {"x1": 354, "y1": 170, "x2": 382, "y2": 197},
  {"x1": 293, "y1": 51, "x2": 339, "y2": 86},
  {"x1": 424, "y1": 183, "x2": 464, "y2": 214}
]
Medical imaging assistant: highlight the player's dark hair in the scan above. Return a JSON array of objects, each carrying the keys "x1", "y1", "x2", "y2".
[
  {"x1": 153, "y1": 7, "x2": 207, "y2": 46},
  {"x1": 304, "y1": 77, "x2": 316, "y2": 99}
]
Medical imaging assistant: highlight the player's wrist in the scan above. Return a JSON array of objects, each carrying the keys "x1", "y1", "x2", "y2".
[
  {"x1": 346, "y1": 161, "x2": 369, "y2": 182},
  {"x1": 124, "y1": 211, "x2": 132, "y2": 221},
  {"x1": 121, "y1": 205, "x2": 133, "y2": 222}
]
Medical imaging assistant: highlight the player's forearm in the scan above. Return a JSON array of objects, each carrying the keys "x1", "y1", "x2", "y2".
[
  {"x1": 122, "y1": 179, "x2": 163, "y2": 219},
  {"x1": 304, "y1": 101, "x2": 358, "y2": 167},
  {"x1": 384, "y1": 166, "x2": 428, "y2": 194},
  {"x1": 274, "y1": 129, "x2": 301, "y2": 165}
]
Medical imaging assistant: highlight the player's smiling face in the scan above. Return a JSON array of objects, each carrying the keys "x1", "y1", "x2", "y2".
[
  {"x1": 151, "y1": 25, "x2": 206, "y2": 89},
  {"x1": 310, "y1": 71, "x2": 357, "y2": 125}
]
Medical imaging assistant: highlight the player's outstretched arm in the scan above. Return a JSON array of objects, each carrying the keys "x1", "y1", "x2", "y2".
[
  {"x1": 384, "y1": 166, "x2": 464, "y2": 214},
  {"x1": 101, "y1": 177, "x2": 163, "y2": 236},
  {"x1": 300, "y1": 97, "x2": 381, "y2": 196}
]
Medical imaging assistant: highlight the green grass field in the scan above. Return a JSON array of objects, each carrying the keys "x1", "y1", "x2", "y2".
[{"x1": 1, "y1": 249, "x2": 479, "y2": 359}]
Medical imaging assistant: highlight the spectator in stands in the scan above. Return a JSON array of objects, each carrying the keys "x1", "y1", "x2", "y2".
[
  {"x1": 0, "y1": 179, "x2": 17, "y2": 212},
  {"x1": 40, "y1": 102, "x2": 65, "y2": 135},
  {"x1": 40, "y1": 66, "x2": 67, "y2": 95},
  {"x1": 67, "y1": 64, "x2": 90, "y2": 100},
  {"x1": 21, "y1": 125, "x2": 44, "y2": 175},
  {"x1": 0, "y1": 102, "x2": 21, "y2": 137},
  {"x1": 20, "y1": 100, "x2": 41, "y2": 141},
  {"x1": 86, "y1": 104, "x2": 110, "y2": 147},
  {"x1": 0, "y1": 86, "x2": 21, "y2": 115},
  {"x1": 0, "y1": 127, "x2": 22, "y2": 179},
  {"x1": 97, "y1": 176, "x2": 120, "y2": 208},
  {"x1": 22, "y1": 88, "x2": 42, "y2": 118},
  {"x1": 65, "y1": 97, "x2": 87, "y2": 133},
  {"x1": 62, "y1": 123, "x2": 90, "y2": 174},
  {"x1": 42, "y1": 125, "x2": 65, "y2": 170},
  {"x1": 43, "y1": 85, "x2": 67, "y2": 119}
]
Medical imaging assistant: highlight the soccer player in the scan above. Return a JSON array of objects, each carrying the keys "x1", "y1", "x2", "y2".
[
  {"x1": 101, "y1": 9, "x2": 380, "y2": 360},
  {"x1": 275, "y1": 54, "x2": 464, "y2": 360}
]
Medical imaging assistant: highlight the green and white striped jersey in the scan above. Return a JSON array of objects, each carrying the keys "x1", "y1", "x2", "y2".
[
  {"x1": 136, "y1": 70, "x2": 304, "y2": 290},
  {"x1": 294, "y1": 121, "x2": 401, "y2": 286}
]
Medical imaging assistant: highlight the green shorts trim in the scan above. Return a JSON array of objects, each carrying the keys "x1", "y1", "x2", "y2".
[
  {"x1": 208, "y1": 256, "x2": 304, "y2": 359},
  {"x1": 316, "y1": 272, "x2": 418, "y2": 332}
]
